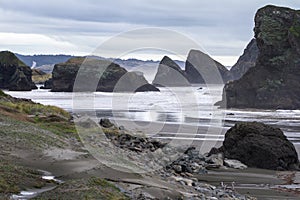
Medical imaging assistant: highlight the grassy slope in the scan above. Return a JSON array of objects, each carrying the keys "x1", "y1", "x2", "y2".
[
  {"x1": 0, "y1": 90, "x2": 128, "y2": 199},
  {"x1": 33, "y1": 177, "x2": 129, "y2": 200}
]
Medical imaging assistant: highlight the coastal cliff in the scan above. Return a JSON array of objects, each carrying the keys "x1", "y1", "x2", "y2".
[
  {"x1": 0, "y1": 51, "x2": 36, "y2": 91},
  {"x1": 222, "y1": 5, "x2": 300, "y2": 109},
  {"x1": 229, "y1": 39, "x2": 259, "y2": 81}
]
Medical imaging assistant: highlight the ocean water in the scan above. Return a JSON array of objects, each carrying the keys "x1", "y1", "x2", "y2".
[{"x1": 6, "y1": 85, "x2": 300, "y2": 147}]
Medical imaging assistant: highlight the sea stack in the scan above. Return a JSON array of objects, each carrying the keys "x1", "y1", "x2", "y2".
[
  {"x1": 229, "y1": 39, "x2": 259, "y2": 81},
  {"x1": 152, "y1": 56, "x2": 190, "y2": 87},
  {"x1": 185, "y1": 50, "x2": 231, "y2": 84},
  {"x1": 0, "y1": 51, "x2": 37, "y2": 91},
  {"x1": 51, "y1": 57, "x2": 159, "y2": 92},
  {"x1": 222, "y1": 5, "x2": 300, "y2": 109}
]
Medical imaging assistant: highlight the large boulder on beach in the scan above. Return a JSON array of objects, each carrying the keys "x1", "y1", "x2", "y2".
[
  {"x1": 51, "y1": 57, "x2": 159, "y2": 92},
  {"x1": 222, "y1": 5, "x2": 300, "y2": 109},
  {"x1": 0, "y1": 51, "x2": 37, "y2": 91},
  {"x1": 220, "y1": 122, "x2": 299, "y2": 170}
]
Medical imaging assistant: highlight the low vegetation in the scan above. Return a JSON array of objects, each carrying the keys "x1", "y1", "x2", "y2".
[
  {"x1": 0, "y1": 160, "x2": 47, "y2": 195},
  {"x1": 33, "y1": 177, "x2": 129, "y2": 200},
  {"x1": 0, "y1": 89, "x2": 130, "y2": 199}
]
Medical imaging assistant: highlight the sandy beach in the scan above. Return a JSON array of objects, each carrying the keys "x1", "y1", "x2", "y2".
[{"x1": 5, "y1": 117, "x2": 296, "y2": 199}]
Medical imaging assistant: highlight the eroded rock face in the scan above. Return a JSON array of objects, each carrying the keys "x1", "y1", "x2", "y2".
[
  {"x1": 229, "y1": 39, "x2": 259, "y2": 80},
  {"x1": 152, "y1": 56, "x2": 189, "y2": 87},
  {"x1": 220, "y1": 122, "x2": 299, "y2": 170},
  {"x1": 51, "y1": 57, "x2": 159, "y2": 92},
  {"x1": 152, "y1": 51, "x2": 231, "y2": 86},
  {"x1": 185, "y1": 50, "x2": 231, "y2": 84},
  {"x1": 223, "y1": 5, "x2": 300, "y2": 109},
  {"x1": 0, "y1": 51, "x2": 36, "y2": 91}
]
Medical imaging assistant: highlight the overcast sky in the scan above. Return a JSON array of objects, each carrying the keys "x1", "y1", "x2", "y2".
[{"x1": 0, "y1": 0, "x2": 300, "y2": 66}]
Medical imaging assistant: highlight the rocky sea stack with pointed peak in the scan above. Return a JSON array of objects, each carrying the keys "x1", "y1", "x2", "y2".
[
  {"x1": 0, "y1": 51, "x2": 37, "y2": 91},
  {"x1": 51, "y1": 57, "x2": 159, "y2": 92},
  {"x1": 185, "y1": 49, "x2": 231, "y2": 84},
  {"x1": 152, "y1": 56, "x2": 190, "y2": 87},
  {"x1": 222, "y1": 5, "x2": 300, "y2": 109},
  {"x1": 152, "y1": 50, "x2": 231, "y2": 86}
]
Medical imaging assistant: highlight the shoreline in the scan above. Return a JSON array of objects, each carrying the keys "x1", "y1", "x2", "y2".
[{"x1": 0, "y1": 90, "x2": 300, "y2": 199}]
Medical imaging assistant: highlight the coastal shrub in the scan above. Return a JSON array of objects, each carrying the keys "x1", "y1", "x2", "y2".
[
  {"x1": 0, "y1": 101, "x2": 70, "y2": 119},
  {"x1": 88, "y1": 177, "x2": 117, "y2": 189},
  {"x1": 33, "y1": 177, "x2": 129, "y2": 200},
  {"x1": 0, "y1": 161, "x2": 45, "y2": 194}
]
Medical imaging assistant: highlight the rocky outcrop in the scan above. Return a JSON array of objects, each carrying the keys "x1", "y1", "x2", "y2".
[
  {"x1": 40, "y1": 78, "x2": 53, "y2": 89},
  {"x1": 0, "y1": 51, "x2": 37, "y2": 91},
  {"x1": 222, "y1": 5, "x2": 300, "y2": 109},
  {"x1": 152, "y1": 56, "x2": 190, "y2": 87},
  {"x1": 219, "y1": 122, "x2": 299, "y2": 170},
  {"x1": 152, "y1": 51, "x2": 231, "y2": 86},
  {"x1": 185, "y1": 50, "x2": 231, "y2": 84},
  {"x1": 51, "y1": 57, "x2": 159, "y2": 92},
  {"x1": 229, "y1": 39, "x2": 259, "y2": 80}
]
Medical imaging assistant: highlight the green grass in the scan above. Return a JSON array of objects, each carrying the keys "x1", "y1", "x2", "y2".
[
  {"x1": 0, "y1": 101, "x2": 70, "y2": 119},
  {"x1": 33, "y1": 177, "x2": 129, "y2": 200},
  {"x1": 0, "y1": 90, "x2": 79, "y2": 146},
  {"x1": 0, "y1": 161, "x2": 46, "y2": 194}
]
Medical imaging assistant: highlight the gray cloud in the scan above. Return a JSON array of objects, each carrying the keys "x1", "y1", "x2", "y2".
[{"x1": 0, "y1": 0, "x2": 300, "y2": 65}]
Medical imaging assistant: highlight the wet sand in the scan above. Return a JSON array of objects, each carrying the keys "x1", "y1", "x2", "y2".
[
  {"x1": 196, "y1": 168, "x2": 300, "y2": 200},
  {"x1": 12, "y1": 118, "x2": 300, "y2": 199},
  {"x1": 111, "y1": 119, "x2": 300, "y2": 199},
  {"x1": 18, "y1": 150, "x2": 300, "y2": 199}
]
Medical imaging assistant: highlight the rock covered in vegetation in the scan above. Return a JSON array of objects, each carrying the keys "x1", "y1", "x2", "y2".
[
  {"x1": 222, "y1": 5, "x2": 300, "y2": 109},
  {"x1": 31, "y1": 69, "x2": 52, "y2": 85},
  {"x1": 229, "y1": 39, "x2": 259, "y2": 80},
  {"x1": 51, "y1": 57, "x2": 159, "y2": 92},
  {"x1": 219, "y1": 122, "x2": 299, "y2": 170},
  {"x1": 0, "y1": 51, "x2": 37, "y2": 91}
]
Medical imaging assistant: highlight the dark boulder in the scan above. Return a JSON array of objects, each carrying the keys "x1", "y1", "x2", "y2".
[
  {"x1": 222, "y1": 5, "x2": 300, "y2": 109},
  {"x1": 229, "y1": 39, "x2": 259, "y2": 80},
  {"x1": 220, "y1": 122, "x2": 299, "y2": 170},
  {"x1": 0, "y1": 51, "x2": 37, "y2": 91},
  {"x1": 40, "y1": 78, "x2": 53, "y2": 89},
  {"x1": 113, "y1": 71, "x2": 160, "y2": 92},
  {"x1": 51, "y1": 57, "x2": 159, "y2": 92},
  {"x1": 99, "y1": 118, "x2": 114, "y2": 128},
  {"x1": 135, "y1": 84, "x2": 160, "y2": 92},
  {"x1": 152, "y1": 56, "x2": 190, "y2": 87}
]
